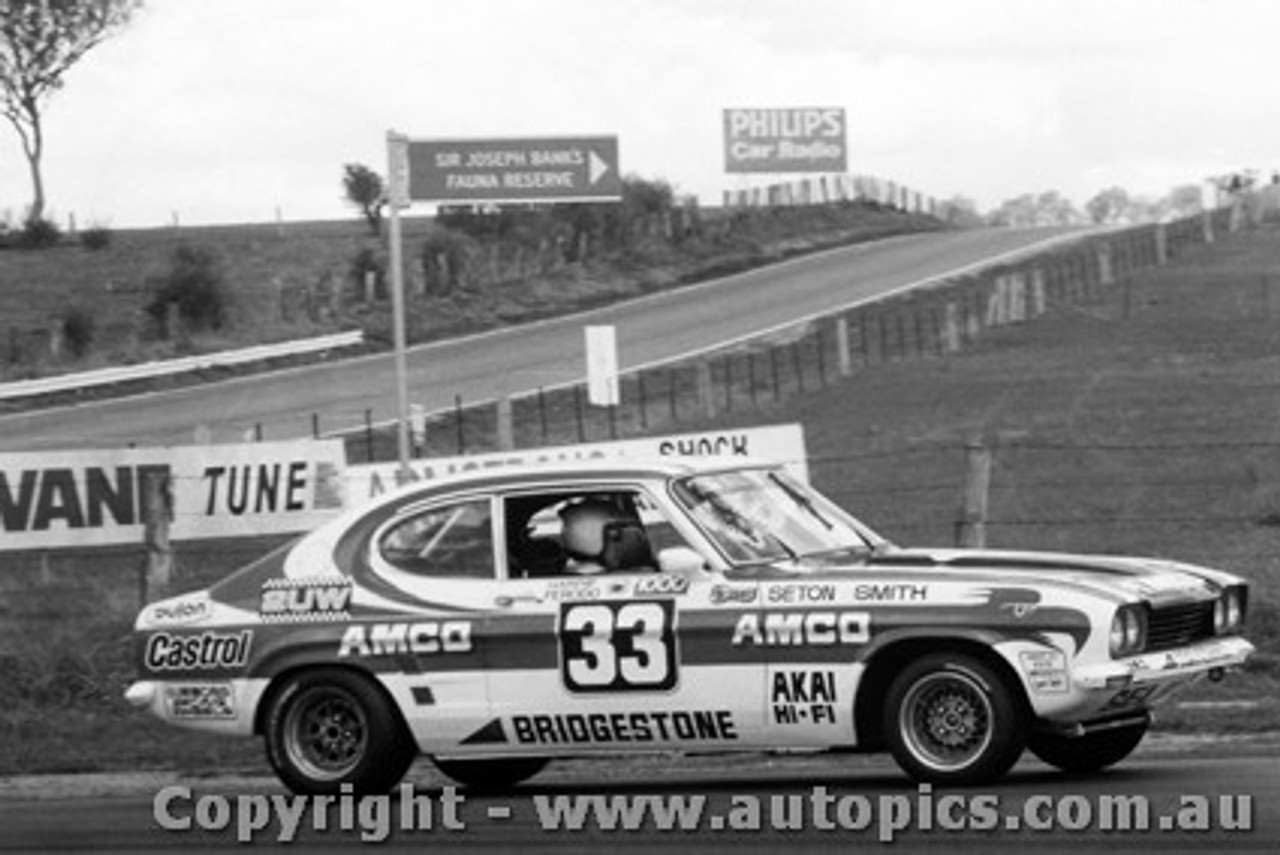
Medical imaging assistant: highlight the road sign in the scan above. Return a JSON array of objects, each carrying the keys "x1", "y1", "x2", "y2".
[
  {"x1": 723, "y1": 107, "x2": 846, "y2": 174},
  {"x1": 405, "y1": 136, "x2": 621, "y2": 204}
]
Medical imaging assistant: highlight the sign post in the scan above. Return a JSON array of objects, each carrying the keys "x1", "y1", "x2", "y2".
[
  {"x1": 381, "y1": 132, "x2": 621, "y2": 477},
  {"x1": 386, "y1": 131, "x2": 414, "y2": 482}
]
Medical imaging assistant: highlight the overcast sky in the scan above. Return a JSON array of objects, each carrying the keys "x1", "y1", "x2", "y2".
[{"x1": 2, "y1": 0, "x2": 1277, "y2": 228}]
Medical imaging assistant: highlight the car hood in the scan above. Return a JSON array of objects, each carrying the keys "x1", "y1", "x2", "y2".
[{"x1": 757, "y1": 546, "x2": 1239, "y2": 605}]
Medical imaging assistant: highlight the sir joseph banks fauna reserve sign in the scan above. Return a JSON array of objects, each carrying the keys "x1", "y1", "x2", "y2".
[
  {"x1": 405, "y1": 136, "x2": 622, "y2": 204},
  {"x1": 723, "y1": 107, "x2": 847, "y2": 174}
]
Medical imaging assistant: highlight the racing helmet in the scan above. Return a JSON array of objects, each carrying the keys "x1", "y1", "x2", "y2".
[{"x1": 559, "y1": 499, "x2": 621, "y2": 559}]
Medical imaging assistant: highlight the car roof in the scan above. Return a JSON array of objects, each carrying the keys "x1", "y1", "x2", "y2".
[{"x1": 365, "y1": 454, "x2": 780, "y2": 506}]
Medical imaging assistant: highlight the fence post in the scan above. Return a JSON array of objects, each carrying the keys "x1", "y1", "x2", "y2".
[
  {"x1": 496, "y1": 396, "x2": 514, "y2": 450},
  {"x1": 835, "y1": 316, "x2": 853, "y2": 377},
  {"x1": 955, "y1": 440, "x2": 992, "y2": 549},
  {"x1": 455, "y1": 395, "x2": 467, "y2": 453},
  {"x1": 697, "y1": 360, "x2": 717, "y2": 419},
  {"x1": 1097, "y1": 243, "x2": 1114, "y2": 287},
  {"x1": 141, "y1": 470, "x2": 173, "y2": 605}
]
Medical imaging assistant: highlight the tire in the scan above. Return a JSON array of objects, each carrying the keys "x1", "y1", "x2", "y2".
[
  {"x1": 1028, "y1": 720, "x2": 1148, "y2": 774},
  {"x1": 433, "y1": 757, "x2": 549, "y2": 791},
  {"x1": 883, "y1": 653, "x2": 1027, "y2": 785},
  {"x1": 264, "y1": 668, "x2": 416, "y2": 796}
]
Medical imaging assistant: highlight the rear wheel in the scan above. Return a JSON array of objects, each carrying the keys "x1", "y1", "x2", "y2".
[
  {"x1": 264, "y1": 668, "x2": 415, "y2": 796},
  {"x1": 883, "y1": 653, "x2": 1026, "y2": 785},
  {"x1": 1028, "y1": 720, "x2": 1148, "y2": 773},
  {"x1": 433, "y1": 757, "x2": 549, "y2": 791}
]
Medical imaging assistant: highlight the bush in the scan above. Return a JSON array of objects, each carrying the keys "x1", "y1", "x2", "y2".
[
  {"x1": 59, "y1": 306, "x2": 96, "y2": 359},
  {"x1": 145, "y1": 244, "x2": 229, "y2": 335},
  {"x1": 349, "y1": 246, "x2": 385, "y2": 298},
  {"x1": 79, "y1": 225, "x2": 113, "y2": 251},
  {"x1": 16, "y1": 217, "x2": 61, "y2": 249}
]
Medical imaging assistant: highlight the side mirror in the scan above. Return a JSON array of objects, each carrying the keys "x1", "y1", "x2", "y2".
[{"x1": 657, "y1": 546, "x2": 709, "y2": 576}]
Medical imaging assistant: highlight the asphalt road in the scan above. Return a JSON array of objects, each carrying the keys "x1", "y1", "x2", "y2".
[
  {"x1": 1, "y1": 748, "x2": 1274, "y2": 852},
  {"x1": 0, "y1": 227, "x2": 1080, "y2": 452}
]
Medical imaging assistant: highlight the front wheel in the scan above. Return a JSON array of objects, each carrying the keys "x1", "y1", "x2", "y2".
[
  {"x1": 433, "y1": 757, "x2": 549, "y2": 791},
  {"x1": 1028, "y1": 720, "x2": 1148, "y2": 773},
  {"x1": 264, "y1": 668, "x2": 415, "y2": 796},
  {"x1": 883, "y1": 653, "x2": 1027, "y2": 785}
]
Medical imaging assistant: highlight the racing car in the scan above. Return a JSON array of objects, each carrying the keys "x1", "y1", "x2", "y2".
[{"x1": 125, "y1": 457, "x2": 1254, "y2": 794}]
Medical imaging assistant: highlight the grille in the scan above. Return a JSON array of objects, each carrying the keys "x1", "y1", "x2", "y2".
[{"x1": 1145, "y1": 600, "x2": 1215, "y2": 652}]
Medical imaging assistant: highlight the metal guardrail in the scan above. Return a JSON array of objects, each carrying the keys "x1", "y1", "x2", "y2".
[{"x1": 0, "y1": 329, "x2": 364, "y2": 401}]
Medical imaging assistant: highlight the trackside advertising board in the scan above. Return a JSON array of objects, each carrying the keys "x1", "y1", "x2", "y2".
[
  {"x1": 723, "y1": 107, "x2": 847, "y2": 174},
  {"x1": 0, "y1": 440, "x2": 346, "y2": 551},
  {"x1": 348, "y1": 424, "x2": 808, "y2": 504}
]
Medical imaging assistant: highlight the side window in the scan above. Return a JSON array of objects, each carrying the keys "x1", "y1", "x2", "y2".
[
  {"x1": 505, "y1": 489, "x2": 699, "y2": 579},
  {"x1": 378, "y1": 498, "x2": 495, "y2": 579}
]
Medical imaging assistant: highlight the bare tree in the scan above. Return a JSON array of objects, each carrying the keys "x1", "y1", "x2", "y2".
[
  {"x1": 342, "y1": 163, "x2": 385, "y2": 234},
  {"x1": 0, "y1": 0, "x2": 141, "y2": 223}
]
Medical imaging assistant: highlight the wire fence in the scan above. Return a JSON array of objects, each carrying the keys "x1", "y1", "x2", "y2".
[{"x1": 314, "y1": 208, "x2": 1240, "y2": 462}]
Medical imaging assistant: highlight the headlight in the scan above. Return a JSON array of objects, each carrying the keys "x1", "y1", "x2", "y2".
[
  {"x1": 1110, "y1": 605, "x2": 1147, "y2": 658},
  {"x1": 1215, "y1": 587, "x2": 1247, "y2": 634}
]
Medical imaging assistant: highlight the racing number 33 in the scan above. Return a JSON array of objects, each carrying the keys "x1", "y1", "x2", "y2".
[{"x1": 558, "y1": 601, "x2": 678, "y2": 693}]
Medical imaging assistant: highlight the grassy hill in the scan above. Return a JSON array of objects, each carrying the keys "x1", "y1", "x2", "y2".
[{"x1": 0, "y1": 203, "x2": 941, "y2": 386}]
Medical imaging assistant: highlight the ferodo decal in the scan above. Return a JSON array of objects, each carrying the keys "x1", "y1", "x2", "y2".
[
  {"x1": 510, "y1": 710, "x2": 738, "y2": 745},
  {"x1": 144, "y1": 630, "x2": 252, "y2": 673},
  {"x1": 731, "y1": 611, "x2": 870, "y2": 647},
  {"x1": 771, "y1": 669, "x2": 838, "y2": 725},
  {"x1": 260, "y1": 577, "x2": 351, "y2": 622},
  {"x1": 558, "y1": 601, "x2": 677, "y2": 693},
  {"x1": 337, "y1": 621, "x2": 473, "y2": 657}
]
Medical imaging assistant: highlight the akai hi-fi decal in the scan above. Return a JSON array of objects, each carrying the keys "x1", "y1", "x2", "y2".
[{"x1": 770, "y1": 668, "x2": 839, "y2": 726}]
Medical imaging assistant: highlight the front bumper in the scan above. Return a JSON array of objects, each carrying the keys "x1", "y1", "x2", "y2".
[{"x1": 1074, "y1": 635, "x2": 1255, "y2": 690}]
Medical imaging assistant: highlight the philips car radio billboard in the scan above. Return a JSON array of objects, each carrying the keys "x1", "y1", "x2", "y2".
[{"x1": 723, "y1": 107, "x2": 847, "y2": 174}]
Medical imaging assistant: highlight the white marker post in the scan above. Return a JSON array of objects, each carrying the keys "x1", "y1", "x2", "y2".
[
  {"x1": 585, "y1": 325, "x2": 620, "y2": 407},
  {"x1": 386, "y1": 131, "x2": 413, "y2": 482}
]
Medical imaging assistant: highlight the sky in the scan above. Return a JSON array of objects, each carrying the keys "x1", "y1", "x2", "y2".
[{"x1": 2, "y1": 0, "x2": 1278, "y2": 228}]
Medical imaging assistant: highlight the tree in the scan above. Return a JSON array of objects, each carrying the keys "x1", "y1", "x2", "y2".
[
  {"x1": 342, "y1": 163, "x2": 385, "y2": 234},
  {"x1": 1085, "y1": 187, "x2": 1131, "y2": 224},
  {"x1": 1166, "y1": 184, "x2": 1205, "y2": 218},
  {"x1": 0, "y1": 0, "x2": 141, "y2": 223}
]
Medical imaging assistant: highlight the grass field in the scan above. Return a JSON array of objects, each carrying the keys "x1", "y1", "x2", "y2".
[{"x1": 3, "y1": 219, "x2": 1279, "y2": 776}]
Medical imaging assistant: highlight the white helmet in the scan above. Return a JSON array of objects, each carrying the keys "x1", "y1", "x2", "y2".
[{"x1": 559, "y1": 500, "x2": 620, "y2": 559}]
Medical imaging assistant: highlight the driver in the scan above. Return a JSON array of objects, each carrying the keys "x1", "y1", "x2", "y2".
[{"x1": 558, "y1": 499, "x2": 622, "y2": 575}]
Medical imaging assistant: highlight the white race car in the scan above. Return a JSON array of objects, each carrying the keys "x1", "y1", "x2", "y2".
[{"x1": 126, "y1": 458, "x2": 1254, "y2": 793}]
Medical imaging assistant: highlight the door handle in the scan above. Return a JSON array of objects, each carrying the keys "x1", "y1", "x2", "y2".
[{"x1": 494, "y1": 594, "x2": 543, "y2": 608}]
